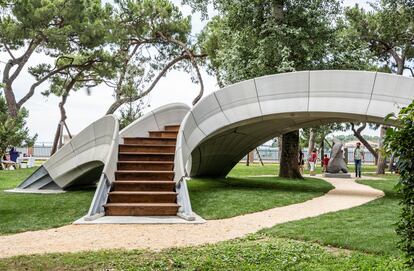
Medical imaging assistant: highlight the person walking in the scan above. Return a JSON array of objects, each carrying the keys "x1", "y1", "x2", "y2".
[
  {"x1": 322, "y1": 154, "x2": 330, "y2": 173},
  {"x1": 354, "y1": 142, "x2": 364, "y2": 178},
  {"x1": 308, "y1": 148, "x2": 318, "y2": 176}
]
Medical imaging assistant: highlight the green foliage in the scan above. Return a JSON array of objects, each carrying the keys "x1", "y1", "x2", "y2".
[
  {"x1": 104, "y1": 0, "x2": 199, "y2": 113},
  {"x1": 118, "y1": 99, "x2": 145, "y2": 130},
  {"x1": 300, "y1": 123, "x2": 345, "y2": 149},
  {"x1": 192, "y1": 0, "x2": 374, "y2": 86},
  {"x1": 345, "y1": 0, "x2": 414, "y2": 74},
  {"x1": 0, "y1": 0, "x2": 112, "y2": 52},
  {"x1": 0, "y1": 96, "x2": 36, "y2": 156},
  {"x1": 385, "y1": 101, "x2": 414, "y2": 267}
]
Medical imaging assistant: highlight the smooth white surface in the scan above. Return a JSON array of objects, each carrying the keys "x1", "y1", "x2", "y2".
[{"x1": 175, "y1": 70, "x2": 414, "y2": 179}]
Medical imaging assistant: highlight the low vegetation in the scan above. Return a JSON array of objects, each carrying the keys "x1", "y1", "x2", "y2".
[
  {"x1": 0, "y1": 236, "x2": 407, "y2": 271},
  {"x1": 261, "y1": 176, "x2": 401, "y2": 256}
]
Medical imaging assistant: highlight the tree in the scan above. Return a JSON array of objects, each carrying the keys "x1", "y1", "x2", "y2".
[
  {"x1": 103, "y1": 0, "x2": 206, "y2": 115},
  {"x1": 279, "y1": 130, "x2": 302, "y2": 179},
  {"x1": 345, "y1": 0, "x2": 414, "y2": 174},
  {"x1": 119, "y1": 99, "x2": 146, "y2": 130},
  {"x1": 0, "y1": 95, "x2": 36, "y2": 158},
  {"x1": 349, "y1": 123, "x2": 380, "y2": 164},
  {"x1": 301, "y1": 123, "x2": 345, "y2": 165},
  {"x1": 385, "y1": 101, "x2": 414, "y2": 268},
  {"x1": 189, "y1": 0, "x2": 344, "y2": 178},
  {"x1": 0, "y1": 0, "x2": 112, "y2": 117},
  {"x1": 44, "y1": 52, "x2": 113, "y2": 155}
]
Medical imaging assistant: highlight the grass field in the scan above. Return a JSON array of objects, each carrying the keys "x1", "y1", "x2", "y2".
[
  {"x1": 0, "y1": 165, "x2": 406, "y2": 270},
  {"x1": 188, "y1": 176, "x2": 333, "y2": 219},
  {"x1": 0, "y1": 168, "x2": 94, "y2": 235},
  {"x1": 1, "y1": 164, "x2": 333, "y2": 233},
  {"x1": 0, "y1": 236, "x2": 407, "y2": 271},
  {"x1": 261, "y1": 176, "x2": 402, "y2": 256}
]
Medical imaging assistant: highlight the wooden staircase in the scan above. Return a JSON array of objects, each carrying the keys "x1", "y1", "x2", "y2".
[{"x1": 104, "y1": 125, "x2": 180, "y2": 216}]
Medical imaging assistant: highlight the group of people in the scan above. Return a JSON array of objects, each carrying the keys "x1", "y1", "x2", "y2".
[
  {"x1": 1, "y1": 147, "x2": 34, "y2": 170},
  {"x1": 298, "y1": 142, "x2": 365, "y2": 178},
  {"x1": 1, "y1": 147, "x2": 19, "y2": 170}
]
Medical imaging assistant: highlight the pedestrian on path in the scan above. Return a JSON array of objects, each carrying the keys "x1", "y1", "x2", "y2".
[
  {"x1": 308, "y1": 148, "x2": 318, "y2": 176},
  {"x1": 354, "y1": 142, "x2": 364, "y2": 178}
]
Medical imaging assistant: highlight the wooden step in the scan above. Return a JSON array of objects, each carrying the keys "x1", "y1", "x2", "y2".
[
  {"x1": 118, "y1": 152, "x2": 175, "y2": 162},
  {"x1": 123, "y1": 137, "x2": 177, "y2": 145},
  {"x1": 108, "y1": 191, "x2": 177, "y2": 203},
  {"x1": 149, "y1": 130, "x2": 178, "y2": 138},
  {"x1": 104, "y1": 203, "x2": 179, "y2": 216},
  {"x1": 117, "y1": 161, "x2": 174, "y2": 171},
  {"x1": 112, "y1": 181, "x2": 175, "y2": 191},
  {"x1": 164, "y1": 125, "x2": 180, "y2": 131},
  {"x1": 119, "y1": 144, "x2": 176, "y2": 153},
  {"x1": 115, "y1": 170, "x2": 174, "y2": 180}
]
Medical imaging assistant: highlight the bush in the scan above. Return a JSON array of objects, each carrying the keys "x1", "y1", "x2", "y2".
[
  {"x1": 0, "y1": 95, "x2": 36, "y2": 157},
  {"x1": 385, "y1": 101, "x2": 414, "y2": 267}
]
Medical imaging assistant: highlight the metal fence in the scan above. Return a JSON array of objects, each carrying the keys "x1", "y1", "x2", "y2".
[
  {"x1": 15, "y1": 143, "x2": 377, "y2": 163},
  {"x1": 15, "y1": 142, "x2": 53, "y2": 158}
]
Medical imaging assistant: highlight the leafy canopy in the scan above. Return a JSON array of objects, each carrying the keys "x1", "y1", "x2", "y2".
[
  {"x1": 0, "y1": 96, "x2": 36, "y2": 157},
  {"x1": 385, "y1": 102, "x2": 414, "y2": 267}
]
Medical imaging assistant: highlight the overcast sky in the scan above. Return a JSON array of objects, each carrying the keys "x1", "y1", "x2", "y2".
[{"x1": 1, "y1": 0, "x2": 375, "y2": 142}]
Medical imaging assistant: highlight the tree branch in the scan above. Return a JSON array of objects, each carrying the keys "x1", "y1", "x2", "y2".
[
  {"x1": 3, "y1": 43, "x2": 16, "y2": 60},
  {"x1": 17, "y1": 60, "x2": 97, "y2": 109},
  {"x1": 350, "y1": 122, "x2": 378, "y2": 159},
  {"x1": 106, "y1": 54, "x2": 190, "y2": 114},
  {"x1": 405, "y1": 66, "x2": 414, "y2": 77},
  {"x1": 157, "y1": 32, "x2": 206, "y2": 105}
]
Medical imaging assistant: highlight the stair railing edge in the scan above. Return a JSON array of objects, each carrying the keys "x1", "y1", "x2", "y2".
[{"x1": 174, "y1": 119, "x2": 195, "y2": 221}]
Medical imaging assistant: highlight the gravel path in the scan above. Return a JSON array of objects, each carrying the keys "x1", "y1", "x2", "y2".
[{"x1": 0, "y1": 175, "x2": 384, "y2": 258}]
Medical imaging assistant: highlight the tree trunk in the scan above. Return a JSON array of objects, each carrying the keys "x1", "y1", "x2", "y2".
[
  {"x1": 51, "y1": 122, "x2": 62, "y2": 156},
  {"x1": 307, "y1": 128, "x2": 316, "y2": 156},
  {"x1": 350, "y1": 123, "x2": 378, "y2": 161},
  {"x1": 278, "y1": 136, "x2": 282, "y2": 162},
  {"x1": 271, "y1": 0, "x2": 285, "y2": 22},
  {"x1": 376, "y1": 125, "x2": 388, "y2": 174},
  {"x1": 51, "y1": 79, "x2": 74, "y2": 155},
  {"x1": 3, "y1": 84, "x2": 18, "y2": 117},
  {"x1": 279, "y1": 130, "x2": 302, "y2": 179},
  {"x1": 388, "y1": 154, "x2": 395, "y2": 171},
  {"x1": 307, "y1": 128, "x2": 316, "y2": 167},
  {"x1": 320, "y1": 137, "x2": 325, "y2": 167},
  {"x1": 246, "y1": 151, "x2": 254, "y2": 166}
]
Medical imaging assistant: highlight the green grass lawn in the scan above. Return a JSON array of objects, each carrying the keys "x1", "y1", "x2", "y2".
[
  {"x1": 229, "y1": 162, "x2": 377, "y2": 177},
  {"x1": 260, "y1": 175, "x2": 402, "y2": 256},
  {"x1": 0, "y1": 235, "x2": 407, "y2": 271},
  {"x1": 0, "y1": 165, "x2": 406, "y2": 270},
  {"x1": 188, "y1": 176, "x2": 333, "y2": 219},
  {"x1": 0, "y1": 168, "x2": 94, "y2": 235},
  {"x1": 0, "y1": 164, "x2": 333, "y2": 234}
]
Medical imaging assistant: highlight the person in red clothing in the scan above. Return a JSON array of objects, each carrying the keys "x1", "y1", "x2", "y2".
[
  {"x1": 322, "y1": 154, "x2": 330, "y2": 172},
  {"x1": 308, "y1": 148, "x2": 318, "y2": 176}
]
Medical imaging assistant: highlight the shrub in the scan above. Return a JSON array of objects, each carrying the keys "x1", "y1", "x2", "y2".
[{"x1": 385, "y1": 101, "x2": 414, "y2": 267}]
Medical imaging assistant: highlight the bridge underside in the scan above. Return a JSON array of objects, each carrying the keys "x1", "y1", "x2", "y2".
[{"x1": 189, "y1": 112, "x2": 387, "y2": 177}]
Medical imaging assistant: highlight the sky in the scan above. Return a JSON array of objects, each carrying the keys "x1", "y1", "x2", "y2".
[{"x1": 1, "y1": 0, "x2": 376, "y2": 142}]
